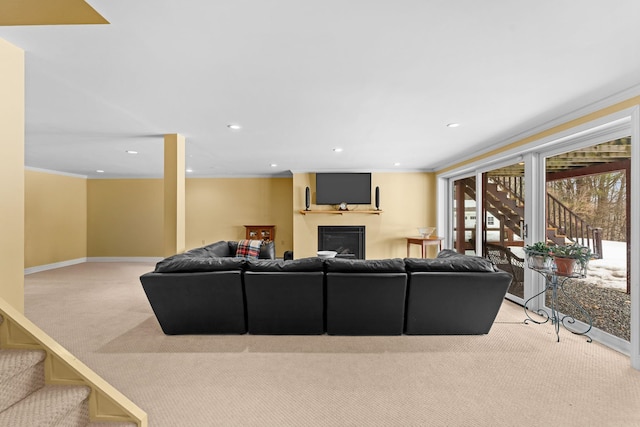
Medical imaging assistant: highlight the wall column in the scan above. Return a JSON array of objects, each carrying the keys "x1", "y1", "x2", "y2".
[
  {"x1": 163, "y1": 134, "x2": 185, "y2": 256},
  {"x1": 0, "y1": 39, "x2": 25, "y2": 312}
]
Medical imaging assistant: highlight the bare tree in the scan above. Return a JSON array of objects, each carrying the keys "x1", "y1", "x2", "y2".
[{"x1": 547, "y1": 171, "x2": 626, "y2": 241}]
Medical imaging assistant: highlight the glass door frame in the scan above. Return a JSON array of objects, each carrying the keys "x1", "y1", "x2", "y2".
[
  {"x1": 534, "y1": 120, "x2": 634, "y2": 355},
  {"x1": 436, "y1": 106, "x2": 640, "y2": 370},
  {"x1": 443, "y1": 155, "x2": 531, "y2": 305},
  {"x1": 482, "y1": 155, "x2": 534, "y2": 305}
]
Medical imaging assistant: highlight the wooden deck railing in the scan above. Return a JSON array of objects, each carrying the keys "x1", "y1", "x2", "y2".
[
  {"x1": 546, "y1": 193, "x2": 603, "y2": 258},
  {"x1": 491, "y1": 176, "x2": 524, "y2": 203},
  {"x1": 488, "y1": 176, "x2": 603, "y2": 258}
]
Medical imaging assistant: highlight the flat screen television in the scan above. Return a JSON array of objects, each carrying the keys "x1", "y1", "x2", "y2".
[{"x1": 315, "y1": 173, "x2": 371, "y2": 205}]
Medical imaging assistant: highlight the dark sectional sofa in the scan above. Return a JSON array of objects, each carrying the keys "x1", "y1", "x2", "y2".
[
  {"x1": 325, "y1": 258, "x2": 408, "y2": 335},
  {"x1": 139, "y1": 241, "x2": 512, "y2": 336}
]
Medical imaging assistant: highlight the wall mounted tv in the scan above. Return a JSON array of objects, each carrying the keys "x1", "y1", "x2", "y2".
[{"x1": 315, "y1": 173, "x2": 372, "y2": 205}]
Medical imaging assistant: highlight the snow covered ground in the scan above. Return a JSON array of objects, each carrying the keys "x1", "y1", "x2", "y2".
[{"x1": 586, "y1": 240, "x2": 627, "y2": 289}]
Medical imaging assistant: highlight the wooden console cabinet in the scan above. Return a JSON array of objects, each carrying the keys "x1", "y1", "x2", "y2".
[{"x1": 244, "y1": 225, "x2": 275, "y2": 242}]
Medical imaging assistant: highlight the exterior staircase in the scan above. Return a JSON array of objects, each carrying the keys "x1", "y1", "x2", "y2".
[
  {"x1": 483, "y1": 180, "x2": 524, "y2": 237},
  {"x1": 0, "y1": 301, "x2": 146, "y2": 427},
  {"x1": 467, "y1": 176, "x2": 602, "y2": 257}
]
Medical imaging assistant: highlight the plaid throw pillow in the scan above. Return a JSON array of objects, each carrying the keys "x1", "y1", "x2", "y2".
[{"x1": 235, "y1": 239, "x2": 262, "y2": 259}]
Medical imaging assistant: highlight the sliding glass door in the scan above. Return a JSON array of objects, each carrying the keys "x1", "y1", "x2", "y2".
[
  {"x1": 439, "y1": 111, "x2": 638, "y2": 367},
  {"x1": 481, "y1": 162, "x2": 525, "y2": 300},
  {"x1": 448, "y1": 163, "x2": 527, "y2": 301},
  {"x1": 541, "y1": 137, "x2": 631, "y2": 344},
  {"x1": 452, "y1": 176, "x2": 476, "y2": 255}
]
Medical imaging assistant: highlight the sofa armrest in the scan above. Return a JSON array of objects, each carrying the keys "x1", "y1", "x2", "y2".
[{"x1": 404, "y1": 270, "x2": 511, "y2": 334}]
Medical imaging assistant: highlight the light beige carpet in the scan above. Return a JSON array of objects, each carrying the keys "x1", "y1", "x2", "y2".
[{"x1": 24, "y1": 263, "x2": 640, "y2": 426}]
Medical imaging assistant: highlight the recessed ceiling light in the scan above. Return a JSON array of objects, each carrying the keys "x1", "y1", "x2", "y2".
[
  {"x1": 126, "y1": 150, "x2": 138, "y2": 154},
  {"x1": 227, "y1": 124, "x2": 242, "y2": 130},
  {"x1": 333, "y1": 148, "x2": 343, "y2": 152},
  {"x1": 446, "y1": 123, "x2": 460, "y2": 128},
  {"x1": 394, "y1": 162, "x2": 401, "y2": 166},
  {"x1": 186, "y1": 168, "x2": 193, "y2": 173},
  {"x1": 96, "y1": 169, "x2": 104, "y2": 173},
  {"x1": 270, "y1": 163, "x2": 277, "y2": 167}
]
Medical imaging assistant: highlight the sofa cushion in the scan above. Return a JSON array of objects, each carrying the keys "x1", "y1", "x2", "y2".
[
  {"x1": 405, "y1": 252, "x2": 497, "y2": 272},
  {"x1": 258, "y1": 241, "x2": 276, "y2": 259},
  {"x1": 154, "y1": 255, "x2": 247, "y2": 273},
  {"x1": 436, "y1": 249, "x2": 467, "y2": 259},
  {"x1": 202, "y1": 240, "x2": 234, "y2": 257},
  {"x1": 246, "y1": 257, "x2": 325, "y2": 272},
  {"x1": 324, "y1": 258, "x2": 406, "y2": 273},
  {"x1": 235, "y1": 239, "x2": 262, "y2": 259},
  {"x1": 183, "y1": 240, "x2": 232, "y2": 258}
]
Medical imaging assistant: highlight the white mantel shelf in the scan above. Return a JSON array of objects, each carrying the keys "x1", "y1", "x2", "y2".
[{"x1": 299, "y1": 210, "x2": 383, "y2": 215}]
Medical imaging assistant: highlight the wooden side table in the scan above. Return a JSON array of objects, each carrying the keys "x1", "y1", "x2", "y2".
[{"x1": 406, "y1": 236, "x2": 444, "y2": 258}]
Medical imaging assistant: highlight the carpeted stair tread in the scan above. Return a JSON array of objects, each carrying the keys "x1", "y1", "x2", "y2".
[
  {"x1": 0, "y1": 349, "x2": 46, "y2": 412},
  {"x1": 0, "y1": 384, "x2": 91, "y2": 426},
  {"x1": 86, "y1": 422, "x2": 138, "y2": 426},
  {"x1": 0, "y1": 348, "x2": 46, "y2": 382}
]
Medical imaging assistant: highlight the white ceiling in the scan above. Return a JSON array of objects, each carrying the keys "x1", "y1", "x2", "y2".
[{"x1": 2, "y1": 0, "x2": 640, "y2": 178}]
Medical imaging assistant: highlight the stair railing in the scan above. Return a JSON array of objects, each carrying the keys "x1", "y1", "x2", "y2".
[
  {"x1": 0, "y1": 297, "x2": 148, "y2": 426},
  {"x1": 546, "y1": 193, "x2": 602, "y2": 258},
  {"x1": 491, "y1": 176, "x2": 524, "y2": 204},
  {"x1": 487, "y1": 176, "x2": 603, "y2": 258}
]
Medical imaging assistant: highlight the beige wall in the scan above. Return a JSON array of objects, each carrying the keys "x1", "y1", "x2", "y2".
[
  {"x1": 163, "y1": 134, "x2": 186, "y2": 256},
  {"x1": 0, "y1": 39, "x2": 25, "y2": 312},
  {"x1": 28, "y1": 173, "x2": 432, "y2": 262},
  {"x1": 186, "y1": 178, "x2": 293, "y2": 257},
  {"x1": 25, "y1": 170, "x2": 87, "y2": 267},
  {"x1": 293, "y1": 172, "x2": 437, "y2": 259},
  {"x1": 87, "y1": 179, "x2": 164, "y2": 257},
  {"x1": 84, "y1": 177, "x2": 294, "y2": 258}
]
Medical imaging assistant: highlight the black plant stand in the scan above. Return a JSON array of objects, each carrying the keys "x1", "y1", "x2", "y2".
[{"x1": 524, "y1": 266, "x2": 593, "y2": 343}]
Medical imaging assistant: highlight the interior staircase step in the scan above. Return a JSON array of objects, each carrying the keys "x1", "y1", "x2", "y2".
[
  {"x1": 0, "y1": 384, "x2": 91, "y2": 427},
  {"x1": 0, "y1": 313, "x2": 139, "y2": 426},
  {"x1": 86, "y1": 422, "x2": 138, "y2": 426},
  {"x1": 0, "y1": 349, "x2": 46, "y2": 412}
]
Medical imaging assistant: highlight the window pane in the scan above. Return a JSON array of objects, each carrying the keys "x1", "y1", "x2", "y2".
[
  {"x1": 482, "y1": 163, "x2": 525, "y2": 299},
  {"x1": 544, "y1": 137, "x2": 630, "y2": 341},
  {"x1": 452, "y1": 177, "x2": 476, "y2": 254}
]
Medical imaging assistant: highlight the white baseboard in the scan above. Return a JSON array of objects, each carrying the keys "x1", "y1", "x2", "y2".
[
  {"x1": 24, "y1": 258, "x2": 87, "y2": 275},
  {"x1": 86, "y1": 257, "x2": 162, "y2": 263},
  {"x1": 25, "y1": 257, "x2": 161, "y2": 275}
]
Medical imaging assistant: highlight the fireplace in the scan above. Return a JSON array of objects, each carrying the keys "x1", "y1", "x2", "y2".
[{"x1": 318, "y1": 226, "x2": 365, "y2": 259}]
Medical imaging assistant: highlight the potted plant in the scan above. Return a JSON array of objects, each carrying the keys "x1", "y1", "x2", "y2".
[
  {"x1": 523, "y1": 241, "x2": 552, "y2": 270},
  {"x1": 549, "y1": 243, "x2": 593, "y2": 276}
]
